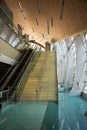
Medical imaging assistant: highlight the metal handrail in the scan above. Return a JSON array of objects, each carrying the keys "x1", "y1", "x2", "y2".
[
  {"x1": 0, "y1": 48, "x2": 36, "y2": 100},
  {"x1": 0, "y1": 89, "x2": 9, "y2": 99},
  {"x1": 0, "y1": 53, "x2": 22, "y2": 85},
  {"x1": 10, "y1": 48, "x2": 36, "y2": 90},
  {"x1": 0, "y1": 49, "x2": 30, "y2": 91},
  {"x1": 13, "y1": 47, "x2": 39, "y2": 101}
]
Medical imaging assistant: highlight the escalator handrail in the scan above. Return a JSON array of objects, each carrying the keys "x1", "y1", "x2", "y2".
[
  {"x1": 0, "y1": 49, "x2": 31, "y2": 91},
  {"x1": 0, "y1": 53, "x2": 22, "y2": 84},
  {"x1": 0, "y1": 47, "x2": 36, "y2": 100},
  {"x1": 9, "y1": 47, "x2": 36, "y2": 93},
  {"x1": 13, "y1": 48, "x2": 37, "y2": 101}
]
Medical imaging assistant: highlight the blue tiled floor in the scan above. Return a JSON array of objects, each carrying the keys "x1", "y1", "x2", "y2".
[
  {"x1": 41, "y1": 102, "x2": 58, "y2": 130},
  {"x1": 0, "y1": 102, "x2": 58, "y2": 130},
  {"x1": 0, "y1": 102, "x2": 48, "y2": 130},
  {"x1": 59, "y1": 91, "x2": 87, "y2": 130},
  {"x1": 0, "y1": 91, "x2": 87, "y2": 130}
]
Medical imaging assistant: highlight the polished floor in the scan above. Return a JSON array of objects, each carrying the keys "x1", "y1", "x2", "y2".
[
  {"x1": 59, "y1": 91, "x2": 87, "y2": 130},
  {"x1": 0, "y1": 102, "x2": 58, "y2": 130},
  {"x1": 0, "y1": 91, "x2": 87, "y2": 130}
]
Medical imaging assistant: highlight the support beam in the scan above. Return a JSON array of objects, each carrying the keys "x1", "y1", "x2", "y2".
[{"x1": 29, "y1": 40, "x2": 46, "y2": 49}]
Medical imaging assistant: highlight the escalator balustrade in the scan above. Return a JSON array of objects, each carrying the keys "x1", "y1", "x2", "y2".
[{"x1": 0, "y1": 48, "x2": 34, "y2": 102}]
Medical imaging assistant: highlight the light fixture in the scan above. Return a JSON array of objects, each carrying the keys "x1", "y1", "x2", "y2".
[
  {"x1": 47, "y1": 21, "x2": 49, "y2": 35},
  {"x1": 36, "y1": 17, "x2": 39, "y2": 25},
  {"x1": 37, "y1": 0, "x2": 41, "y2": 14},
  {"x1": 22, "y1": 12, "x2": 27, "y2": 20},
  {"x1": 32, "y1": 27, "x2": 35, "y2": 32},
  {"x1": 18, "y1": 1, "x2": 22, "y2": 11},
  {"x1": 42, "y1": 33, "x2": 44, "y2": 38},
  {"x1": 60, "y1": 0, "x2": 64, "y2": 20},
  {"x1": 18, "y1": 1, "x2": 27, "y2": 20},
  {"x1": 51, "y1": 17, "x2": 53, "y2": 27}
]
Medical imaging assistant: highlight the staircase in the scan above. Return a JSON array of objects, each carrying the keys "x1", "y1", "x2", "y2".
[{"x1": 20, "y1": 51, "x2": 58, "y2": 102}]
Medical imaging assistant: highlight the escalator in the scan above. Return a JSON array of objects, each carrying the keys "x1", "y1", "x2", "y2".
[
  {"x1": 0, "y1": 62, "x2": 11, "y2": 80},
  {"x1": 0, "y1": 50, "x2": 25, "y2": 87},
  {"x1": 0, "y1": 48, "x2": 35, "y2": 102}
]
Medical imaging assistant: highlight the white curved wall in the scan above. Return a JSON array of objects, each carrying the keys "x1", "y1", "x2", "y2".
[{"x1": 54, "y1": 34, "x2": 86, "y2": 92}]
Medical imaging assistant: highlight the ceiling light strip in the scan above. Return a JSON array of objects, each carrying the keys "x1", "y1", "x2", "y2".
[
  {"x1": 18, "y1": 1, "x2": 27, "y2": 20},
  {"x1": 47, "y1": 21, "x2": 49, "y2": 35},
  {"x1": 18, "y1": 1, "x2": 23, "y2": 11},
  {"x1": 51, "y1": 17, "x2": 53, "y2": 27},
  {"x1": 37, "y1": 0, "x2": 41, "y2": 14},
  {"x1": 32, "y1": 27, "x2": 35, "y2": 32},
  {"x1": 36, "y1": 17, "x2": 39, "y2": 25},
  {"x1": 42, "y1": 33, "x2": 44, "y2": 38},
  {"x1": 22, "y1": 12, "x2": 27, "y2": 20},
  {"x1": 60, "y1": 0, "x2": 64, "y2": 20}
]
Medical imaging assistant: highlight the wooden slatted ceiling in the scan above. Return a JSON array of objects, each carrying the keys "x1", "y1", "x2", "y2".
[{"x1": 5, "y1": 0, "x2": 87, "y2": 46}]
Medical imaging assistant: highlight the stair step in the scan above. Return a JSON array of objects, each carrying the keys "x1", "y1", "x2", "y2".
[{"x1": 20, "y1": 51, "x2": 58, "y2": 102}]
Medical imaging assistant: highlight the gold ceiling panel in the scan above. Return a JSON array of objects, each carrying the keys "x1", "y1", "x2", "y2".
[{"x1": 5, "y1": 0, "x2": 87, "y2": 46}]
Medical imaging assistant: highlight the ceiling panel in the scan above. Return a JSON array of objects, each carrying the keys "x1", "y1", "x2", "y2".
[{"x1": 5, "y1": 0, "x2": 87, "y2": 46}]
